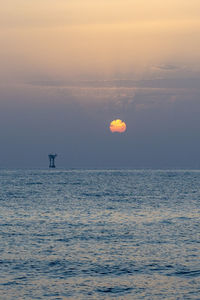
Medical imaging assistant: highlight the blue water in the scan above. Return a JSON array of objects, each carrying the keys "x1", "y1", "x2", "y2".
[{"x1": 0, "y1": 169, "x2": 199, "y2": 299}]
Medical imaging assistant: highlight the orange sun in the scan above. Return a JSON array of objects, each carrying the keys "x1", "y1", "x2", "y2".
[{"x1": 110, "y1": 119, "x2": 127, "y2": 133}]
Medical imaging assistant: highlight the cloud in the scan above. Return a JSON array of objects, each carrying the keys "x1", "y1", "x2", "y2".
[
  {"x1": 23, "y1": 77, "x2": 200, "y2": 114},
  {"x1": 153, "y1": 64, "x2": 181, "y2": 71}
]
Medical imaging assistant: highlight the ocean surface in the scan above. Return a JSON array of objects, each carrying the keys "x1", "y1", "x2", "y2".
[{"x1": 0, "y1": 169, "x2": 199, "y2": 299}]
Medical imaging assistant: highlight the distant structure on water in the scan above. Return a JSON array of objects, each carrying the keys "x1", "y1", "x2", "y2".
[{"x1": 48, "y1": 154, "x2": 57, "y2": 168}]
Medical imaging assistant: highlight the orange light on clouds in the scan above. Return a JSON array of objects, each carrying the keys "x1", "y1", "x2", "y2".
[{"x1": 110, "y1": 119, "x2": 127, "y2": 133}]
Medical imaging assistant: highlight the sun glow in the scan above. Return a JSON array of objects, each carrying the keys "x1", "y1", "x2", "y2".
[{"x1": 110, "y1": 119, "x2": 127, "y2": 133}]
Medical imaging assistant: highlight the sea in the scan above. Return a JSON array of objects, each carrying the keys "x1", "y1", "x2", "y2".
[{"x1": 0, "y1": 169, "x2": 199, "y2": 299}]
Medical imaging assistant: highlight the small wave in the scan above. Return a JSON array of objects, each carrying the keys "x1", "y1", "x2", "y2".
[
  {"x1": 81, "y1": 192, "x2": 101, "y2": 197},
  {"x1": 147, "y1": 263, "x2": 174, "y2": 272},
  {"x1": 26, "y1": 182, "x2": 43, "y2": 185},
  {"x1": 71, "y1": 182, "x2": 82, "y2": 185},
  {"x1": 1, "y1": 281, "x2": 19, "y2": 286},
  {"x1": 56, "y1": 238, "x2": 70, "y2": 243},
  {"x1": 172, "y1": 269, "x2": 200, "y2": 278},
  {"x1": 96, "y1": 286, "x2": 133, "y2": 294},
  {"x1": 48, "y1": 260, "x2": 62, "y2": 267}
]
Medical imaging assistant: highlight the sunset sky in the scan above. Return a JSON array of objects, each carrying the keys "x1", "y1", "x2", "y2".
[{"x1": 1, "y1": 0, "x2": 200, "y2": 168}]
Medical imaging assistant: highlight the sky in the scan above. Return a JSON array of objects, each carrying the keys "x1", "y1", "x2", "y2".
[{"x1": 0, "y1": 0, "x2": 200, "y2": 168}]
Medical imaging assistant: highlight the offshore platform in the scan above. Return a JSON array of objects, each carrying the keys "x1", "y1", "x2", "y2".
[{"x1": 48, "y1": 154, "x2": 57, "y2": 168}]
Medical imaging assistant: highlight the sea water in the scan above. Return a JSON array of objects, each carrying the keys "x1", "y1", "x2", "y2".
[{"x1": 0, "y1": 169, "x2": 199, "y2": 299}]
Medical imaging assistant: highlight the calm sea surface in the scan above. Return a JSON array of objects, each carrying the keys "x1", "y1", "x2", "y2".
[{"x1": 0, "y1": 169, "x2": 199, "y2": 299}]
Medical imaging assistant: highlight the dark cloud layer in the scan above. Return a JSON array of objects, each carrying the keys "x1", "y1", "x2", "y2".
[{"x1": 0, "y1": 78, "x2": 200, "y2": 168}]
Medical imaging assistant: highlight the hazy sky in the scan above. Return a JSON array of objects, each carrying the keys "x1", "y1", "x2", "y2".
[{"x1": 1, "y1": 0, "x2": 200, "y2": 168}]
